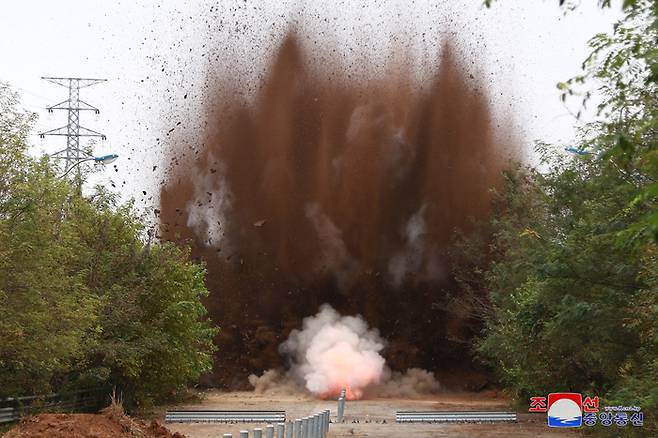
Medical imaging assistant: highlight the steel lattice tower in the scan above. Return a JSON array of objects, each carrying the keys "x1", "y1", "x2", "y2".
[{"x1": 38, "y1": 77, "x2": 107, "y2": 178}]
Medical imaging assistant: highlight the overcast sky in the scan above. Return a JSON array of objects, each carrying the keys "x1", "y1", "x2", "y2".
[{"x1": 0, "y1": 0, "x2": 621, "y2": 208}]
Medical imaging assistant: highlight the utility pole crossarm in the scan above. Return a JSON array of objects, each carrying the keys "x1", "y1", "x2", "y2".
[
  {"x1": 46, "y1": 99, "x2": 100, "y2": 113},
  {"x1": 77, "y1": 126, "x2": 106, "y2": 139},
  {"x1": 38, "y1": 125, "x2": 69, "y2": 137},
  {"x1": 38, "y1": 125, "x2": 105, "y2": 139},
  {"x1": 41, "y1": 76, "x2": 107, "y2": 88}
]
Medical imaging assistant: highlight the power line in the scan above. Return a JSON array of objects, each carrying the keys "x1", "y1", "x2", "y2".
[{"x1": 15, "y1": 86, "x2": 57, "y2": 102}]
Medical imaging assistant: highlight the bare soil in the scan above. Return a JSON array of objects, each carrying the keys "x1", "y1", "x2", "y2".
[
  {"x1": 2, "y1": 405, "x2": 184, "y2": 438},
  {"x1": 162, "y1": 390, "x2": 583, "y2": 438}
]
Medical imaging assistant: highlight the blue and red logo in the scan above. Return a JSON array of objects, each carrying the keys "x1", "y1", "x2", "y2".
[
  {"x1": 529, "y1": 393, "x2": 643, "y2": 428},
  {"x1": 547, "y1": 393, "x2": 582, "y2": 427}
]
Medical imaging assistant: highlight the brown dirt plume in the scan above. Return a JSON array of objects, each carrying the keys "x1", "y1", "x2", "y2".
[{"x1": 159, "y1": 32, "x2": 518, "y2": 389}]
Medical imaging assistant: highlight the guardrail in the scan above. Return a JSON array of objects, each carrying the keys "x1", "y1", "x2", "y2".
[
  {"x1": 0, "y1": 388, "x2": 108, "y2": 424},
  {"x1": 185, "y1": 409, "x2": 330, "y2": 438},
  {"x1": 165, "y1": 410, "x2": 286, "y2": 423},
  {"x1": 396, "y1": 411, "x2": 517, "y2": 423}
]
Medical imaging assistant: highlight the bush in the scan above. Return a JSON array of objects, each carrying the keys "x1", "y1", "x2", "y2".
[
  {"x1": 0, "y1": 83, "x2": 217, "y2": 406},
  {"x1": 459, "y1": 2, "x2": 658, "y2": 434}
]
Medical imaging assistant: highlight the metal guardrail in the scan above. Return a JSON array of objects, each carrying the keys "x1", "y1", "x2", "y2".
[
  {"x1": 0, "y1": 388, "x2": 107, "y2": 424},
  {"x1": 0, "y1": 407, "x2": 20, "y2": 424},
  {"x1": 165, "y1": 410, "x2": 286, "y2": 423},
  {"x1": 224, "y1": 410, "x2": 330, "y2": 438},
  {"x1": 396, "y1": 411, "x2": 517, "y2": 423}
]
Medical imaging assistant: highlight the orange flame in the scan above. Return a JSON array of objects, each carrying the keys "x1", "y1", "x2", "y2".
[{"x1": 319, "y1": 385, "x2": 361, "y2": 400}]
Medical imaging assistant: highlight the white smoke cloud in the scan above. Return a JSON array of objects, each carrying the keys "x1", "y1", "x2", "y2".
[
  {"x1": 186, "y1": 155, "x2": 232, "y2": 248},
  {"x1": 252, "y1": 304, "x2": 441, "y2": 400},
  {"x1": 305, "y1": 203, "x2": 359, "y2": 290},
  {"x1": 248, "y1": 369, "x2": 302, "y2": 395},
  {"x1": 388, "y1": 204, "x2": 427, "y2": 285},
  {"x1": 279, "y1": 304, "x2": 386, "y2": 399}
]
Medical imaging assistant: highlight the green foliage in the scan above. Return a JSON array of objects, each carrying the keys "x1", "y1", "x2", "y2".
[
  {"x1": 469, "y1": 156, "x2": 657, "y2": 433},
  {"x1": 460, "y1": 2, "x2": 658, "y2": 435},
  {"x1": 0, "y1": 83, "x2": 217, "y2": 406}
]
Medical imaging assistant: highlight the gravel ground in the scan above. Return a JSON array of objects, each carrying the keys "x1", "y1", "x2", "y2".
[{"x1": 161, "y1": 390, "x2": 582, "y2": 438}]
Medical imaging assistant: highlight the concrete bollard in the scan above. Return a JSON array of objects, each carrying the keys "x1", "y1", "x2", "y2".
[
  {"x1": 240, "y1": 431, "x2": 249, "y2": 438},
  {"x1": 294, "y1": 419, "x2": 302, "y2": 438},
  {"x1": 223, "y1": 434, "x2": 233, "y2": 438},
  {"x1": 325, "y1": 409, "x2": 330, "y2": 436},
  {"x1": 284, "y1": 421, "x2": 292, "y2": 438},
  {"x1": 254, "y1": 428, "x2": 263, "y2": 438},
  {"x1": 337, "y1": 397, "x2": 345, "y2": 422},
  {"x1": 266, "y1": 425, "x2": 274, "y2": 438},
  {"x1": 276, "y1": 423, "x2": 285, "y2": 438},
  {"x1": 302, "y1": 417, "x2": 309, "y2": 438},
  {"x1": 310, "y1": 415, "x2": 316, "y2": 438}
]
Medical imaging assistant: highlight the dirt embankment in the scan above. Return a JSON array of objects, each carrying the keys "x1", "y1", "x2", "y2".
[{"x1": 2, "y1": 405, "x2": 185, "y2": 438}]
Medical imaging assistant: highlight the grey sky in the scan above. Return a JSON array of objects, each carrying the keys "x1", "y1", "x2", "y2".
[{"x1": 1, "y1": 0, "x2": 620, "y2": 207}]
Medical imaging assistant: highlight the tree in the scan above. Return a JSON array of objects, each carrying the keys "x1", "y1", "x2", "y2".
[
  {"x1": 461, "y1": 2, "x2": 658, "y2": 435},
  {"x1": 0, "y1": 83, "x2": 97, "y2": 397},
  {"x1": 0, "y1": 83, "x2": 217, "y2": 406}
]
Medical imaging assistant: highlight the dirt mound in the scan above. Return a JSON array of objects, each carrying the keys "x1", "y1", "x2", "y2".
[{"x1": 3, "y1": 409, "x2": 184, "y2": 438}]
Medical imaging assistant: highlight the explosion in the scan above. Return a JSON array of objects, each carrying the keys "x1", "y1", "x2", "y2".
[
  {"x1": 280, "y1": 304, "x2": 385, "y2": 400},
  {"x1": 160, "y1": 31, "x2": 518, "y2": 388}
]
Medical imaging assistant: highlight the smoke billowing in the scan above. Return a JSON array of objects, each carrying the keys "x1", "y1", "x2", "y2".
[
  {"x1": 159, "y1": 32, "x2": 518, "y2": 389},
  {"x1": 249, "y1": 304, "x2": 440, "y2": 399},
  {"x1": 280, "y1": 304, "x2": 386, "y2": 399}
]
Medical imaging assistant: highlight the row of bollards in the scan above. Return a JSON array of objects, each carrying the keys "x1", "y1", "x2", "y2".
[{"x1": 223, "y1": 409, "x2": 331, "y2": 438}]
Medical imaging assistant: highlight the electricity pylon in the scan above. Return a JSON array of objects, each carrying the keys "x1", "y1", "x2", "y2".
[{"x1": 38, "y1": 77, "x2": 107, "y2": 186}]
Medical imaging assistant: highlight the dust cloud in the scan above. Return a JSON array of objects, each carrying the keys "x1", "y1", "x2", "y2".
[
  {"x1": 160, "y1": 31, "x2": 518, "y2": 389},
  {"x1": 249, "y1": 304, "x2": 440, "y2": 400}
]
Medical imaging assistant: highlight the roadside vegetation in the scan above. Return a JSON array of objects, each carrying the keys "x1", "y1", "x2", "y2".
[
  {"x1": 0, "y1": 84, "x2": 217, "y2": 408},
  {"x1": 456, "y1": 0, "x2": 657, "y2": 434}
]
